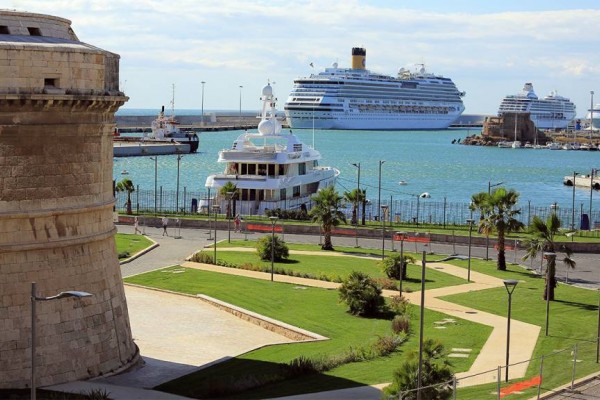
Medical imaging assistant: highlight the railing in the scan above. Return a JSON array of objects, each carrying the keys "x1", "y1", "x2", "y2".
[{"x1": 114, "y1": 187, "x2": 600, "y2": 230}]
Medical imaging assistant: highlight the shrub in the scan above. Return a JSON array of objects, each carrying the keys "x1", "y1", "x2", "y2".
[
  {"x1": 190, "y1": 251, "x2": 214, "y2": 264},
  {"x1": 256, "y1": 234, "x2": 289, "y2": 261},
  {"x1": 117, "y1": 251, "x2": 130, "y2": 259},
  {"x1": 389, "y1": 295, "x2": 411, "y2": 316},
  {"x1": 392, "y1": 315, "x2": 410, "y2": 334},
  {"x1": 379, "y1": 253, "x2": 415, "y2": 280},
  {"x1": 338, "y1": 271, "x2": 385, "y2": 316},
  {"x1": 286, "y1": 355, "x2": 321, "y2": 375},
  {"x1": 373, "y1": 334, "x2": 405, "y2": 356}
]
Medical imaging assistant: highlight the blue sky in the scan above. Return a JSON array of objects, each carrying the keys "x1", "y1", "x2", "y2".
[{"x1": 9, "y1": 0, "x2": 600, "y2": 116}]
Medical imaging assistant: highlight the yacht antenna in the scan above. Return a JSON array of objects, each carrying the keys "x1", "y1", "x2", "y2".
[{"x1": 170, "y1": 83, "x2": 175, "y2": 117}]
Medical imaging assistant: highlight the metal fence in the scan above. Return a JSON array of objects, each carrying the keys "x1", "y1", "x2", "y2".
[
  {"x1": 391, "y1": 339, "x2": 600, "y2": 399},
  {"x1": 115, "y1": 187, "x2": 600, "y2": 229}
]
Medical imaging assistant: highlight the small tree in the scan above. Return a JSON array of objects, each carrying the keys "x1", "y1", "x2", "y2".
[
  {"x1": 115, "y1": 178, "x2": 135, "y2": 215},
  {"x1": 379, "y1": 253, "x2": 416, "y2": 280},
  {"x1": 309, "y1": 186, "x2": 346, "y2": 251},
  {"x1": 338, "y1": 271, "x2": 384, "y2": 316},
  {"x1": 256, "y1": 234, "x2": 289, "y2": 262},
  {"x1": 382, "y1": 339, "x2": 454, "y2": 400}
]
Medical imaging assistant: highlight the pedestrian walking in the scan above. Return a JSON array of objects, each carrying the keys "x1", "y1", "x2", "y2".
[
  {"x1": 161, "y1": 216, "x2": 169, "y2": 236},
  {"x1": 134, "y1": 216, "x2": 141, "y2": 234},
  {"x1": 234, "y1": 214, "x2": 241, "y2": 232}
]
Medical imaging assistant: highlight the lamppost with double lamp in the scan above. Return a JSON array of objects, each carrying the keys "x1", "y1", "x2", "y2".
[
  {"x1": 378, "y1": 160, "x2": 385, "y2": 220},
  {"x1": 269, "y1": 216, "x2": 278, "y2": 281},
  {"x1": 31, "y1": 282, "x2": 92, "y2": 400},
  {"x1": 467, "y1": 219, "x2": 475, "y2": 282},
  {"x1": 397, "y1": 231, "x2": 407, "y2": 296},
  {"x1": 176, "y1": 154, "x2": 183, "y2": 213},
  {"x1": 543, "y1": 251, "x2": 557, "y2": 336},
  {"x1": 212, "y1": 204, "x2": 219, "y2": 262},
  {"x1": 415, "y1": 192, "x2": 430, "y2": 227},
  {"x1": 150, "y1": 156, "x2": 158, "y2": 215},
  {"x1": 201, "y1": 81, "x2": 205, "y2": 126},
  {"x1": 381, "y1": 205, "x2": 388, "y2": 260},
  {"x1": 503, "y1": 279, "x2": 519, "y2": 382},
  {"x1": 227, "y1": 191, "x2": 234, "y2": 243}
]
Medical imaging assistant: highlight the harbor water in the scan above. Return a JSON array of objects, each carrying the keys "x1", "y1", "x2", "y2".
[{"x1": 113, "y1": 128, "x2": 600, "y2": 223}]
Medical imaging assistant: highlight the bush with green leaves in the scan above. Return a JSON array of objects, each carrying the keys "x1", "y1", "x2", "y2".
[
  {"x1": 338, "y1": 271, "x2": 385, "y2": 316},
  {"x1": 388, "y1": 295, "x2": 411, "y2": 316},
  {"x1": 379, "y1": 253, "x2": 416, "y2": 280},
  {"x1": 382, "y1": 339, "x2": 454, "y2": 400},
  {"x1": 256, "y1": 234, "x2": 289, "y2": 261},
  {"x1": 190, "y1": 251, "x2": 214, "y2": 264},
  {"x1": 391, "y1": 315, "x2": 410, "y2": 334}
]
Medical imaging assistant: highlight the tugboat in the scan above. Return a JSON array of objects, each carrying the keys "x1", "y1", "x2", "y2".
[
  {"x1": 205, "y1": 82, "x2": 339, "y2": 215},
  {"x1": 146, "y1": 105, "x2": 199, "y2": 153}
]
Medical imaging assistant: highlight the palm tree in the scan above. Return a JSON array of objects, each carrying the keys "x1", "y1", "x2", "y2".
[
  {"x1": 309, "y1": 186, "x2": 346, "y2": 250},
  {"x1": 219, "y1": 181, "x2": 238, "y2": 218},
  {"x1": 470, "y1": 188, "x2": 524, "y2": 270},
  {"x1": 343, "y1": 188, "x2": 364, "y2": 225},
  {"x1": 115, "y1": 178, "x2": 135, "y2": 215},
  {"x1": 524, "y1": 213, "x2": 576, "y2": 300}
]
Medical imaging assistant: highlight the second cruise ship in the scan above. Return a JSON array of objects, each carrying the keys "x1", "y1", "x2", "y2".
[
  {"x1": 283, "y1": 47, "x2": 466, "y2": 130},
  {"x1": 497, "y1": 83, "x2": 576, "y2": 130}
]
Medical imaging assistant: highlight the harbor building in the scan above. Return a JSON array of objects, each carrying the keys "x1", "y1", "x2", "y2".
[{"x1": 0, "y1": 10, "x2": 138, "y2": 389}]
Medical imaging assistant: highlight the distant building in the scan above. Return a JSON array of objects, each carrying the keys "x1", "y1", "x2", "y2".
[{"x1": 0, "y1": 10, "x2": 137, "y2": 389}]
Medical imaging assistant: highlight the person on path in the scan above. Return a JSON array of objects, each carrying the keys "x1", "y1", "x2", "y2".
[
  {"x1": 134, "y1": 216, "x2": 141, "y2": 234},
  {"x1": 234, "y1": 214, "x2": 241, "y2": 232},
  {"x1": 161, "y1": 216, "x2": 169, "y2": 236}
]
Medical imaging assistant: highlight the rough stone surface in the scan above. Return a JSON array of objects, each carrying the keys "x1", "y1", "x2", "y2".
[{"x1": 0, "y1": 10, "x2": 136, "y2": 389}]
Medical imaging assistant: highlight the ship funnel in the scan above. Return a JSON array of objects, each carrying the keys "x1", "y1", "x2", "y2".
[{"x1": 351, "y1": 47, "x2": 366, "y2": 70}]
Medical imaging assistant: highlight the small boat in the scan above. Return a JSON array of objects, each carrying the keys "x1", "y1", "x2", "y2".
[
  {"x1": 511, "y1": 141, "x2": 522, "y2": 148},
  {"x1": 147, "y1": 105, "x2": 200, "y2": 153},
  {"x1": 398, "y1": 180, "x2": 408, "y2": 185},
  {"x1": 498, "y1": 141, "x2": 512, "y2": 148},
  {"x1": 121, "y1": 170, "x2": 129, "y2": 175},
  {"x1": 546, "y1": 142, "x2": 561, "y2": 150}
]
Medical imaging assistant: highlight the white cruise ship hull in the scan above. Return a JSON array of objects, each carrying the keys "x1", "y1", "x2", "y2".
[{"x1": 286, "y1": 111, "x2": 461, "y2": 130}]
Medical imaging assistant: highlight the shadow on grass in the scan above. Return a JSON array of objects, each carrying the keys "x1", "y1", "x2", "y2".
[
  {"x1": 155, "y1": 358, "x2": 377, "y2": 400},
  {"x1": 553, "y1": 298, "x2": 598, "y2": 311}
]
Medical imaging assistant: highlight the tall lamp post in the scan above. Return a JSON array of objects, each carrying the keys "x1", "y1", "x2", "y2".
[
  {"x1": 150, "y1": 156, "x2": 158, "y2": 215},
  {"x1": 201, "y1": 81, "x2": 205, "y2": 126},
  {"x1": 467, "y1": 219, "x2": 474, "y2": 282},
  {"x1": 227, "y1": 191, "x2": 234, "y2": 243},
  {"x1": 503, "y1": 279, "x2": 519, "y2": 382},
  {"x1": 415, "y1": 192, "x2": 430, "y2": 227},
  {"x1": 378, "y1": 160, "x2": 385, "y2": 220},
  {"x1": 572, "y1": 171, "x2": 578, "y2": 231},
  {"x1": 176, "y1": 154, "x2": 183, "y2": 213},
  {"x1": 239, "y1": 85, "x2": 243, "y2": 125},
  {"x1": 487, "y1": 181, "x2": 503, "y2": 260},
  {"x1": 381, "y1": 205, "x2": 388, "y2": 260},
  {"x1": 269, "y1": 216, "x2": 278, "y2": 281},
  {"x1": 543, "y1": 251, "x2": 557, "y2": 336},
  {"x1": 591, "y1": 90, "x2": 595, "y2": 140},
  {"x1": 397, "y1": 231, "x2": 407, "y2": 296},
  {"x1": 212, "y1": 204, "x2": 219, "y2": 262},
  {"x1": 352, "y1": 162, "x2": 361, "y2": 225},
  {"x1": 31, "y1": 282, "x2": 92, "y2": 400}
]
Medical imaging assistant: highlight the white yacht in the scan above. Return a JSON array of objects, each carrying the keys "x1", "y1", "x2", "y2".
[
  {"x1": 284, "y1": 47, "x2": 465, "y2": 130},
  {"x1": 205, "y1": 83, "x2": 339, "y2": 215},
  {"x1": 498, "y1": 83, "x2": 576, "y2": 130}
]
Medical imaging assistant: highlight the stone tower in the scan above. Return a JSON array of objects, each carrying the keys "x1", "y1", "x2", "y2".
[{"x1": 0, "y1": 11, "x2": 138, "y2": 388}]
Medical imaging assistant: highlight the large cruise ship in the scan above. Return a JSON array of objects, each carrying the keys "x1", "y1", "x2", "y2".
[
  {"x1": 283, "y1": 47, "x2": 465, "y2": 130},
  {"x1": 498, "y1": 83, "x2": 576, "y2": 130}
]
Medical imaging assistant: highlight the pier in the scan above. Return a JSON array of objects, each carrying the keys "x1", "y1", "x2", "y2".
[{"x1": 563, "y1": 174, "x2": 600, "y2": 190}]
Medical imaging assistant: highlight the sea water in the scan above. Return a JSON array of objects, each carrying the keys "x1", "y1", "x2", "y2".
[{"x1": 113, "y1": 128, "x2": 600, "y2": 211}]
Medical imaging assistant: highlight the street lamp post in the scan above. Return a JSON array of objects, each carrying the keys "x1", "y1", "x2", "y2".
[
  {"x1": 176, "y1": 154, "x2": 183, "y2": 213},
  {"x1": 31, "y1": 282, "x2": 92, "y2": 400},
  {"x1": 467, "y1": 219, "x2": 474, "y2": 282},
  {"x1": 269, "y1": 216, "x2": 278, "y2": 281},
  {"x1": 397, "y1": 232, "x2": 407, "y2": 296},
  {"x1": 201, "y1": 81, "x2": 205, "y2": 126},
  {"x1": 239, "y1": 85, "x2": 243, "y2": 125},
  {"x1": 227, "y1": 191, "x2": 234, "y2": 243},
  {"x1": 503, "y1": 279, "x2": 519, "y2": 382},
  {"x1": 486, "y1": 181, "x2": 503, "y2": 260},
  {"x1": 352, "y1": 162, "x2": 360, "y2": 225},
  {"x1": 378, "y1": 160, "x2": 385, "y2": 220},
  {"x1": 543, "y1": 252, "x2": 557, "y2": 336},
  {"x1": 381, "y1": 205, "x2": 388, "y2": 260},
  {"x1": 572, "y1": 171, "x2": 578, "y2": 231},
  {"x1": 212, "y1": 204, "x2": 219, "y2": 262},
  {"x1": 417, "y1": 251, "x2": 427, "y2": 400},
  {"x1": 150, "y1": 156, "x2": 158, "y2": 215}
]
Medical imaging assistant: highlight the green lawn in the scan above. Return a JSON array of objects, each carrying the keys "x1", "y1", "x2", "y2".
[
  {"x1": 125, "y1": 267, "x2": 491, "y2": 399},
  {"x1": 441, "y1": 264, "x2": 600, "y2": 399},
  {"x1": 115, "y1": 233, "x2": 153, "y2": 257}
]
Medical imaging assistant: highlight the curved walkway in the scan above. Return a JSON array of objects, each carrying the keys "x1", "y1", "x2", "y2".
[{"x1": 183, "y1": 247, "x2": 541, "y2": 385}]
